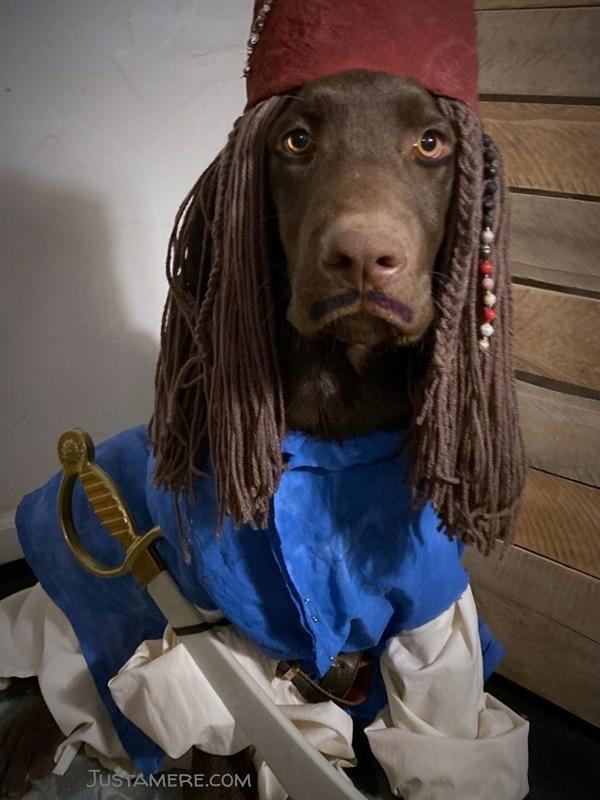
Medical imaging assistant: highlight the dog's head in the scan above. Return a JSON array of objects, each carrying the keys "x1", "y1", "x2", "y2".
[
  {"x1": 151, "y1": 69, "x2": 524, "y2": 550},
  {"x1": 269, "y1": 71, "x2": 455, "y2": 351}
]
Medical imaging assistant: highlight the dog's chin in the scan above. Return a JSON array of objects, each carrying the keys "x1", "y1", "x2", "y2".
[
  {"x1": 327, "y1": 312, "x2": 427, "y2": 373},
  {"x1": 289, "y1": 309, "x2": 427, "y2": 371}
]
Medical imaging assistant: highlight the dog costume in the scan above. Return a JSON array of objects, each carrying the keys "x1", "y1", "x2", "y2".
[{"x1": 1, "y1": 2, "x2": 529, "y2": 799}]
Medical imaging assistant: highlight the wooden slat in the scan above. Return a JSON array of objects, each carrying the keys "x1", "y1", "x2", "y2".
[
  {"x1": 465, "y1": 545, "x2": 600, "y2": 725},
  {"x1": 517, "y1": 468, "x2": 600, "y2": 578},
  {"x1": 470, "y1": 579, "x2": 600, "y2": 726},
  {"x1": 509, "y1": 194, "x2": 600, "y2": 294},
  {"x1": 481, "y1": 103, "x2": 600, "y2": 196},
  {"x1": 478, "y1": 8, "x2": 600, "y2": 97},
  {"x1": 477, "y1": 2, "x2": 600, "y2": 8},
  {"x1": 513, "y1": 285, "x2": 600, "y2": 391},
  {"x1": 518, "y1": 381, "x2": 600, "y2": 487},
  {"x1": 464, "y1": 544, "x2": 600, "y2": 642}
]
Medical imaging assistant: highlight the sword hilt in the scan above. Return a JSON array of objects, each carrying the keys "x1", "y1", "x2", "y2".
[{"x1": 57, "y1": 429, "x2": 162, "y2": 585}]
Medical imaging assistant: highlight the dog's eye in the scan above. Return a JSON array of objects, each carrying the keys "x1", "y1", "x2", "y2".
[
  {"x1": 413, "y1": 130, "x2": 449, "y2": 161},
  {"x1": 282, "y1": 128, "x2": 313, "y2": 156}
]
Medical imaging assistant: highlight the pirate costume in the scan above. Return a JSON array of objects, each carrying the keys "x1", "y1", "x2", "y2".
[{"x1": 1, "y1": 2, "x2": 529, "y2": 798}]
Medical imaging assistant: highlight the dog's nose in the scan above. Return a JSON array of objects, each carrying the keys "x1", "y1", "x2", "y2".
[{"x1": 322, "y1": 228, "x2": 403, "y2": 287}]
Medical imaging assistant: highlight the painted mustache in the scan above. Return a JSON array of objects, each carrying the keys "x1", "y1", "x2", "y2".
[
  {"x1": 309, "y1": 289, "x2": 413, "y2": 324},
  {"x1": 365, "y1": 290, "x2": 414, "y2": 324},
  {"x1": 309, "y1": 289, "x2": 359, "y2": 321}
]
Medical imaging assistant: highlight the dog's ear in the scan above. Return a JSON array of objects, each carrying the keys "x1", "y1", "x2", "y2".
[
  {"x1": 410, "y1": 98, "x2": 525, "y2": 552},
  {"x1": 151, "y1": 97, "x2": 288, "y2": 528}
]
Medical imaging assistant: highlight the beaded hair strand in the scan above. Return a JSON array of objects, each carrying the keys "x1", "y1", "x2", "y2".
[{"x1": 410, "y1": 97, "x2": 525, "y2": 550}]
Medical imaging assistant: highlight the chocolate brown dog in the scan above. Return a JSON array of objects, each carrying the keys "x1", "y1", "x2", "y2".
[{"x1": 1, "y1": 71, "x2": 466, "y2": 797}]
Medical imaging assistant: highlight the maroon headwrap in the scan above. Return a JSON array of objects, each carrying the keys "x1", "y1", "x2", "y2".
[{"x1": 245, "y1": 0, "x2": 479, "y2": 112}]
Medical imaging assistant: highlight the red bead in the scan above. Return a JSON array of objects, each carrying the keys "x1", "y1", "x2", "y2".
[
  {"x1": 479, "y1": 260, "x2": 493, "y2": 275},
  {"x1": 483, "y1": 308, "x2": 496, "y2": 322}
]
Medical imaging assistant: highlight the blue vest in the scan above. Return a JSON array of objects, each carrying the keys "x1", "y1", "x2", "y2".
[{"x1": 16, "y1": 425, "x2": 503, "y2": 775}]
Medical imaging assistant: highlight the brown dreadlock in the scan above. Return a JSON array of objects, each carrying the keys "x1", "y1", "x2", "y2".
[
  {"x1": 410, "y1": 98, "x2": 525, "y2": 552},
  {"x1": 150, "y1": 94, "x2": 525, "y2": 551}
]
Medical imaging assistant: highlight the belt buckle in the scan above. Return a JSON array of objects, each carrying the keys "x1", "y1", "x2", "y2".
[{"x1": 277, "y1": 661, "x2": 300, "y2": 681}]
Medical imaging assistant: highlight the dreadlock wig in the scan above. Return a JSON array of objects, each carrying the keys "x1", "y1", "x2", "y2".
[
  {"x1": 152, "y1": 97, "x2": 288, "y2": 529},
  {"x1": 150, "y1": 0, "x2": 525, "y2": 551}
]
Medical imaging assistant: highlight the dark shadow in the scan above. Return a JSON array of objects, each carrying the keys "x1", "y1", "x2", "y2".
[
  {"x1": 0, "y1": 170, "x2": 161, "y2": 507},
  {"x1": 486, "y1": 674, "x2": 600, "y2": 800}
]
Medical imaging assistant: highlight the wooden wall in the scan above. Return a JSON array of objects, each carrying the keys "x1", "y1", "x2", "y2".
[{"x1": 466, "y1": 2, "x2": 600, "y2": 726}]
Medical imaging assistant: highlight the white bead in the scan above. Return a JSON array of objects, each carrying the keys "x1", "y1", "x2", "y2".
[
  {"x1": 481, "y1": 322, "x2": 494, "y2": 337},
  {"x1": 483, "y1": 291, "x2": 497, "y2": 307},
  {"x1": 481, "y1": 228, "x2": 495, "y2": 244},
  {"x1": 479, "y1": 338, "x2": 490, "y2": 353}
]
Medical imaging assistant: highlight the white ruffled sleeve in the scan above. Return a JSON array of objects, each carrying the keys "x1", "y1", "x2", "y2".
[
  {"x1": 108, "y1": 622, "x2": 356, "y2": 799},
  {"x1": 365, "y1": 585, "x2": 529, "y2": 800}
]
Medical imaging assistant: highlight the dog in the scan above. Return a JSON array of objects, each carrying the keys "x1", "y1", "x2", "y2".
[{"x1": 0, "y1": 70, "x2": 526, "y2": 800}]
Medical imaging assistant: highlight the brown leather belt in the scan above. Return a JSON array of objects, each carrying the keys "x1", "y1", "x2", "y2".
[
  {"x1": 276, "y1": 651, "x2": 371, "y2": 707},
  {"x1": 174, "y1": 619, "x2": 371, "y2": 708}
]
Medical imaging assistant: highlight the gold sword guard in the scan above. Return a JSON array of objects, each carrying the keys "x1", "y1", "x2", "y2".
[{"x1": 57, "y1": 429, "x2": 162, "y2": 585}]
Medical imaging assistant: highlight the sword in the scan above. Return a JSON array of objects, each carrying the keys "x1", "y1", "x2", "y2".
[{"x1": 56, "y1": 429, "x2": 364, "y2": 800}]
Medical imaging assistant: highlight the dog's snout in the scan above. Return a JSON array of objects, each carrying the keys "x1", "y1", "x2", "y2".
[{"x1": 322, "y1": 227, "x2": 404, "y2": 287}]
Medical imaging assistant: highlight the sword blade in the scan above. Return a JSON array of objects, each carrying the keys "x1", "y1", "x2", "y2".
[{"x1": 146, "y1": 572, "x2": 364, "y2": 800}]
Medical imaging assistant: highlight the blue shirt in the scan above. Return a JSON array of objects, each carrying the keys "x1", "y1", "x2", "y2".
[{"x1": 16, "y1": 425, "x2": 503, "y2": 775}]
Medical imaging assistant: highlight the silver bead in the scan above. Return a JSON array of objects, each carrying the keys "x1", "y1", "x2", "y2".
[
  {"x1": 243, "y1": 0, "x2": 273, "y2": 79},
  {"x1": 480, "y1": 322, "x2": 494, "y2": 338},
  {"x1": 479, "y1": 338, "x2": 490, "y2": 353},
  {"x1": 481, "y1": 244, "x2": 492, "y2": 256}
]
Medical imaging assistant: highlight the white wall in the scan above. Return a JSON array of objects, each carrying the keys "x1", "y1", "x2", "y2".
[{"x1": 0, "y1": 0, "x2": 252, "y2": 556}]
